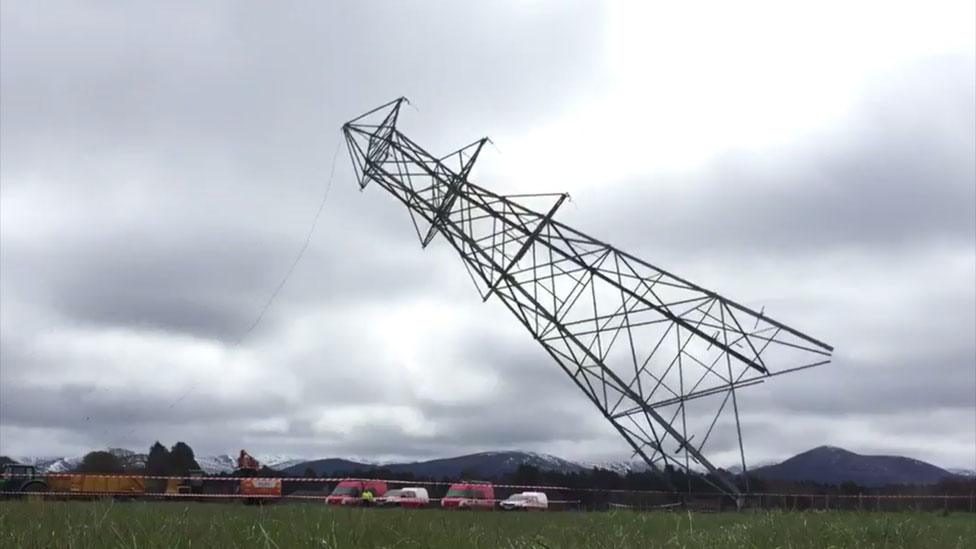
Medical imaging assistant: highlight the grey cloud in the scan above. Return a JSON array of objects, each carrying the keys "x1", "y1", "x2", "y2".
[
  {"x1": 0, "y1": 1, "x2": 973, "y2": 471},
  {"x1": 751, "y1": 350, "x2": 976, "y2": 416},
  {"x1": 0, "y1": 176, "x2": 457, "y2": 342},
  {"x1": 0, "y1": 383, "x2": 290, "y2": 432},
  {"x1": 1, "y1": 1, "x2": 605, "y2": 171},
  {"x1": 569, "y1": 56, "x2": 975, "y2": 257}
]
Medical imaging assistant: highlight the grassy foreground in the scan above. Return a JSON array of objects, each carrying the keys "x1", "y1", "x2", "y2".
[{"x1": 1, "y1": 501, "x2": 973, "y2": 548}]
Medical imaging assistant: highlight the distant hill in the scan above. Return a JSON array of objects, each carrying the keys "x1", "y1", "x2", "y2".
[
  {"x1": 284, "y1": 458, "x2": 377, "y2": 476},
  {"x1": 285, "y1": 451, "x2": 585, "y2": 478},
  {"x1": 748, "y1": 446, "x2": 957, "y2": 487}
]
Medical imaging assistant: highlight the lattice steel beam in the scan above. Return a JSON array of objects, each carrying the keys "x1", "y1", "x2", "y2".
[{"x1": 343, "y1": 98, "x2": 834, "y2": 502}]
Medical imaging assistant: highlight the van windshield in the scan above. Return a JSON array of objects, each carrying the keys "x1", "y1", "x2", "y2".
[
  {"x1": 507, "y1": 495, "x2": 528, "y2": 501},
  {"x1": 445, "y1": 489, "x2": 481, "y2": 498},
  {"x1": 384, "y1": 489, "x2": 403, "y2": 498},
  {"x1": 331, "y1": 485, "x2": 361, "y2": 496}
]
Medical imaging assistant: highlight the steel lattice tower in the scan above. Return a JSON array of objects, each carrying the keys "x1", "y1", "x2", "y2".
[{"x1": 343, "y1": 98, "x2": 833, "y2": 501}]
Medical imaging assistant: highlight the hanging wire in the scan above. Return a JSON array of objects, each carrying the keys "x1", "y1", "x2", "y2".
[
  {"x1": 235, "y1": 140, "x2": 342, "y2": 346},
  {"x1": 117, "y1": 137, "x2": 345, "y2": 438}
]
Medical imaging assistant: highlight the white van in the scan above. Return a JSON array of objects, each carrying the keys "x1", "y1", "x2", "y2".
[
  {"x1": 378, "y1": 487, "x2": 430, "y2": 508},
  {"x1": 499, "y1": 491, "x2": 548, "y2": 510}
]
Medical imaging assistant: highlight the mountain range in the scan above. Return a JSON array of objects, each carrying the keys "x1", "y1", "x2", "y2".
[
  {"x1": 9, "y1": 446, "x2": 972, "y2": 486},
  {"x1": 10, "y1": 449, "x2": 646, "y2": 477},
  {"x1": 283, "y1": 451, "x2": 593, "y2": 478},
  {"x1": 10, "y1": 450, "x2": 306, "y2": 475}
]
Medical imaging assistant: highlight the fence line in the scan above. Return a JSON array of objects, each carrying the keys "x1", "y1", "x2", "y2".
[
  {"x1": 3, "y1": 472, "x2": 973, "y2": 511},
  {"x1": 8, "y1": 472, "x2": 675, "y2": 494},
  {"x1": 0, "y1": 490, "x2": 579, "y2": 505}
]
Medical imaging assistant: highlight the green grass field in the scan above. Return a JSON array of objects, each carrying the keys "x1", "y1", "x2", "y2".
[{"x1": 1, "y1": 501, "x2": 972, "y2": 548}]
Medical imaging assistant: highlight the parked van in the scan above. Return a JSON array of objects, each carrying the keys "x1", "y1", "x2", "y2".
[
  {"x1": 499, "y1": 491, "x2": 548, "y2": 510},
  {"x1": 378, "y1": 487, "x2": 430, "y2": 508},
  {"x1": 440, "y1": 482, "x2": 494, "y2": 509},
  {"x1": 326, "y1": 480, "x2": 388, "y2": 505}
]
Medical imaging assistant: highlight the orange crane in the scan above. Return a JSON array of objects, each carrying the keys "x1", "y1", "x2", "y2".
[
  {"x1": 236, "y1": 449, "x2": 281, "y2": 503},
  {"x1": 237, "y1": 449, "x2": 260, "y2": 472}
]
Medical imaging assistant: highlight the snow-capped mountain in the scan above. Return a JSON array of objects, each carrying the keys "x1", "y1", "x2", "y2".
[
  {"x1": 287, "y1": 450, "x2": 585, "y2": 478},
  {"x1": 12, "y1": 456, "x2": 84, "y2": 473},
  {"x1": 8, "y1": 446, "x2": 971, "y2": 485},
  {"x1": 193, "y1": 454, "x2": 306, "y2": 474},
  {"x1": 12, "y1": 448, "x2": 145, "y2": 473},
  {"x1": 582, "y1": 459, "x2": 653, "y2": 475},
  {"x1": 726, "y1": 459, "x2": 779, "y2": 474},
  {"x1": 947, "y1": 468, "x2": 976, "y2": 478}
]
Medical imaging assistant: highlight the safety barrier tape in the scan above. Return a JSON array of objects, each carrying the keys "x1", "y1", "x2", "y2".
[
  {"x1": 3, "y1": 473, "x2": 972, "y2": 499},
  {"x1": 0, "y1": 490, "x2": 580, "y2": 505},
  {"x1": 3, "y1": 474, "x2": 973, "y2": 499},
  {"x1": 735, "y1": 492, "x2": 974, "y2": 500},
  {"x1": 5, "y1": 473, "x2": 645, "y2": 493}
]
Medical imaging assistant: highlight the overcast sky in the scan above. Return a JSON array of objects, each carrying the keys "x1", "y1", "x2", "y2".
[{"x1": 1, "y1": 1, "x2": 974, "y2": 470}]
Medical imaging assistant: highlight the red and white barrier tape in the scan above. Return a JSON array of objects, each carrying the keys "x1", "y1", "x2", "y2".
[
  {"x1": 7, "y1": 473, "x2": 683, "y2": 494},
  {"x1": 4, "y1": 474, "x2": 973, "y2": 500},
  {"x1": 0, "y1": 490, "x2": 581, "y2": 505}
]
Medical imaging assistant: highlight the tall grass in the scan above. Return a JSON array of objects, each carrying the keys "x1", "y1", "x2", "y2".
[{"x1": 1, "y1": 500, "x2": 972, "y2": 548}]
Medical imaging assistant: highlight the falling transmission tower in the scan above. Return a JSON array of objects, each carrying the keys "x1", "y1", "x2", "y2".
[{"x1": 343, "y1": 98, "x2": 833, "y2": 500}]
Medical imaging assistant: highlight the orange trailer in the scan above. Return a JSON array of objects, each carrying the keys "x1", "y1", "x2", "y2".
[
  {"x1": 47, "y1": 474, "x2": 146, "y2": 495},
  {"x1": 240, "y1": 477, "x2": 281, "y2": 502}
]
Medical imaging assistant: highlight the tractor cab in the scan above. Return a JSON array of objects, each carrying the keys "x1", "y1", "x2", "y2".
[
  {"x1": 1, "y1": 463, "x2": 48, "y2": 495},
  {"x1": 2, "y1": 463, "x2": 36, "y2": 477}
]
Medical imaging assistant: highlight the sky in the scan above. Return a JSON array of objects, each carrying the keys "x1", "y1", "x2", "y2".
[{"x1": 1, "y1": 0, "x2": 974, "y2": 470}]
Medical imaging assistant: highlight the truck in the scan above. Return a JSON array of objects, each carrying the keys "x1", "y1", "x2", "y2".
[
  {"x1": 499, "y1": 491, "x2": 548, "y2": 510},
  {"x1": 440, "y1": 482, "x2": 495, "y2": 510},
  {"x1": 239, "y1": 477, "x2": 282, "y2": 502},
  {"x1": 0, "y1": 464, "x2": 49, "y2": 498},
  {"x1": 2, "y1": 464, "x2": 147, "y2": 500},
  {"x1": 326, "y1": 480, "x2": 388, "y2": 506},
  {"x1": 235, "y1": 450, "x2": 281, "y2": 503}
]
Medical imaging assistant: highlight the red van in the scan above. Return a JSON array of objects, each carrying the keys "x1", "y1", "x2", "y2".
[
  {"x1": 440, "y1": 482, "x2": 495, "y2": 509},
  {"x1": 326, "y1": 480, "x2": 388, "y2": 505}
]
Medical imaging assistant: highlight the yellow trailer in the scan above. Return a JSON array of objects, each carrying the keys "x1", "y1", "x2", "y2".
[{"x1": 47, "y1": 474, "x2": 146, "y2": 494}]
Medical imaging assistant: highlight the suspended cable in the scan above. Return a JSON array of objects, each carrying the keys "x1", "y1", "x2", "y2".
[
  {"x1": 236, "y1": 140, "x2": 342, "y2": 345},
  {"x1": 118, "y1": 137, "x2": 344, "y2": 438}
]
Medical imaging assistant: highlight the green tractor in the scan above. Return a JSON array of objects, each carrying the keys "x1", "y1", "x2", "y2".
[{"x1": 1, "y1": 463, "x2": 49, "y2": 499}]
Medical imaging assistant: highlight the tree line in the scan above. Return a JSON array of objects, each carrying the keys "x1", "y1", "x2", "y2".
[
  {"x1": 4, "y1": 445, "x2": 972, "y2": 502},
  {"x1": 75, "y1": 441, "x2": 202, "y2": 476},
  {"x1": 0, "y1": 441, "x2": 201, "y2": 476}
]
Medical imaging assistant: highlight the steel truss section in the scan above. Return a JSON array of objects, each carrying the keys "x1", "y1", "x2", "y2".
[{"x1": 343, "y1": 98, "x2": 834, "y2": 501}]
